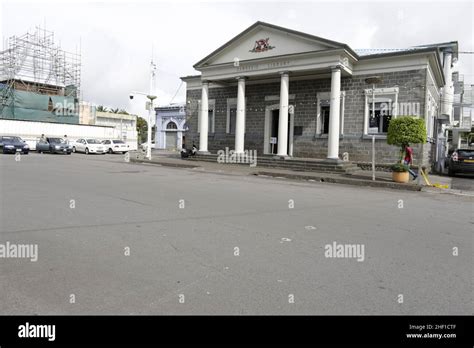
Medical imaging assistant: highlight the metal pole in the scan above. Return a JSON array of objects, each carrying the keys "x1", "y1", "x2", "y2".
[
  {"x1": 146, "y1": 59, "x2": 154, "y2": 160},
  {"x1": 147, "y1": 102, "x2": 152, "y2": 160},
  {"x1": 372, "y1": 84, "x2": 376, "y2": 181}
]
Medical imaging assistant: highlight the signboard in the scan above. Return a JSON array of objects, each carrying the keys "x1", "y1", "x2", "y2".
[
  {"x1": 368, "y1": 127, "x2": 379, "y2": 134},
  {"x1": 270, "y1": 137, "x2": 277, "y2": 144}
]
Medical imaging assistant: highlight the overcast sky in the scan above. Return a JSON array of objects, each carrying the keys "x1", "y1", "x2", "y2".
[{"x1": 1, "y1": 0, "x2": 473, "y2": 119}]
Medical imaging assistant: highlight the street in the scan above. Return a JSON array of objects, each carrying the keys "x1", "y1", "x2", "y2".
[{"x1": 0, "y1": 153, "x2": 472, "y2": 315}]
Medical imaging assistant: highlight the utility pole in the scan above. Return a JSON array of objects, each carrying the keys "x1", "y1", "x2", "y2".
[{"x1": 146, "y1": 57, "x2": 157, "y2": 160}]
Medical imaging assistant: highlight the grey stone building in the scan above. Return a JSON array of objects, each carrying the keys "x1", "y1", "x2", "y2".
[{"x1": 181, "y1": 21, "x2": 458, "y2": 167}]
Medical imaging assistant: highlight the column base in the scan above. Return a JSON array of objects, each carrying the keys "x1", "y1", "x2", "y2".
[
  {"x1": 324, "y1": 157, "x2": 343, "y2": 164},
  {"x1": 273, "y1": 155, "x2": 290, "y2": 160},
  {"x1": 197, "y1": 151, "x2": 210, "y2": 155}
]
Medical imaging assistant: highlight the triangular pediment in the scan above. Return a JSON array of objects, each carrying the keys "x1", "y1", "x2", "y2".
[{"x1": 194, "y1": 22, "x2": 350, "y2": 68}]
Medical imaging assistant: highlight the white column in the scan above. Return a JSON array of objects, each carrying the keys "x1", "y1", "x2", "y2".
[
  {"x1": 199, "y1": 80, "x2": 209, "y2": 153},
  {"x1": 277, "y1": 72, "x2": 289, "y2": 157},
  {"x1": 327, "y1": 66, "x2": 341, "y2": 160},
  {"x1": 235, "y1": 77, "x2": 246, "y2": 154},
  {"x1": 441, "y1": 52, "x2": 454, "y2": 121}
]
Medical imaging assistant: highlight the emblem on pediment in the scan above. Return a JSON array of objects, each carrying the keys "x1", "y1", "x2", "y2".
[{"x1": 250, "y1": 38, "x2": 275, "y2": 53}]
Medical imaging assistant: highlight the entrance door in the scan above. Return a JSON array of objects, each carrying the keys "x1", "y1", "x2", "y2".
[
  {"x1": 270, "y1": 109, "x2": 290, "y2": 155},
  {"x1": 165, "y1": 132, "x2": 177, "y2": 150}
]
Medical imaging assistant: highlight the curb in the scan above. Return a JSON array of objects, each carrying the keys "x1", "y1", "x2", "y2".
[
  {"x1": 130, "y1": 157, "x2": 200, "y2": 169},
  {"x1": 420, "y1": 186, "x2": 474, "y2": 197},
  {"x1": 254, "y1": 171, "x2": 422, "y2": 191}
]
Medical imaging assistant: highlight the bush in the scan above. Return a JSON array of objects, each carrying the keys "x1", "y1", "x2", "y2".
[
  {"x1": 391, "y1": 163, "x2": 409, "y2": 172},
  {"x1": 387, "y1": 116, "x2": 427, "y2": 161}
]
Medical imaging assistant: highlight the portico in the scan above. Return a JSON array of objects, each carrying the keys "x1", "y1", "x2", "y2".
[{"x1": 191, "y1": 21, "x2": 355, "y2": 160}]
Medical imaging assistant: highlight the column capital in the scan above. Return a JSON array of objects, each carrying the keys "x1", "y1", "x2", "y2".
[
  {"x1": 330, "y1": 65, "x2": 343, "y2": 72},
  {"x1": 279, "y1": 71, "x2": 290, "y2": 76},
  {"x1": 236, "y1": 76, "x2": 248, "y2": 81},
  {"x1": 201, "y1": 79, "x2": 209, "y2": 85}
]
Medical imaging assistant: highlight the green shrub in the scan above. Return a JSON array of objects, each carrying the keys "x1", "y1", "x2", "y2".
[
  {"x1": 391, "y1": 163, "x2": 409, "y2": 172},
  {"x1": 387, "y1": 116, "x2": 427, "y2": 161}
]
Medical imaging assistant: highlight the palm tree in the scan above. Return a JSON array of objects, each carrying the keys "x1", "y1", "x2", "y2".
[
  {"x1": 96, "y1": 105, "x2": 108, "y2": 112},
  {"x1": 110, "y1": 108, "x2": 120, "y2": 113},
  {"x1": 118, "y1": 109, "x2": 129, "y2": 115}
]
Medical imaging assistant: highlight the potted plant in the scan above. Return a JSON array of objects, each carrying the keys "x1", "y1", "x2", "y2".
[
  {"x1": 387, "y1": 116, "x2": 427, "y2": 182},
  {"x1": 391, "y1": 163, "x2": 410, "y2": 183}
]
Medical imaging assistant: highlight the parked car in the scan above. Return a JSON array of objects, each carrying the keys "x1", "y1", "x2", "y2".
[
  {"x1": 72, "y1": 138, "x2": 106, "y2": 154},
  {"x1": 448, "y1": 148, "x2": 474, "y2": 176},
  {"x1": 102, "y1": 139, "x2": 130, "y2": 154},
  {"x1": 0, "y1": 136, "x2": 30, "y2": 154},
  {"x1": 36, "y1": 137, "x2": 71, "y2": 154}
]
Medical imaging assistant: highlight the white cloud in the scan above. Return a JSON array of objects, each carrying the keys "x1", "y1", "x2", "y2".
[{"x1": 2, "y1": 0, "x2": 473, "y2": 117}]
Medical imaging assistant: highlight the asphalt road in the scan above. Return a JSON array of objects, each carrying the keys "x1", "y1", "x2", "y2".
[
  {"x1": 451, "y1": 173, "x2": 474, "y2": 191},
  {"x1": 0, "y1": 152, "x2": 472, "y2": 315}
]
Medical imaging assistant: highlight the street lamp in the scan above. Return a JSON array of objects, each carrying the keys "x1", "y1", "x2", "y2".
[
  {"x1": 365, "y1": 76, "x2": 382, "y2": 181},
  {"x1": 146, "y1": 94, "x2": 156, "y2": 160},
  {"x1": 129, "y1": 90, "x2": 157, "y2": 160},
  {"x1": 129, "y1": 58, "x2": 157, "y2": 160}
]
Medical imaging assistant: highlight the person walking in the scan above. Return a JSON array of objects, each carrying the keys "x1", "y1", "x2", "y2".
[{"x1": 403, "y1": 144, "x2": 418, "y2": 180}]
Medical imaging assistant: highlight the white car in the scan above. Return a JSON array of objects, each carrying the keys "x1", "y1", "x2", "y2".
[
  {"x1": 102, "y1": 139, "x2": 130, "y2": 154},
  {"x1": 72, "y1": 138, "x2": 106, "y2": 154}
]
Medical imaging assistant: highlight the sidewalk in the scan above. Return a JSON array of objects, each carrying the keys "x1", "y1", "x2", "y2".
[{"x1": 129, "y1": 150, "x2": 471, "y2": 195}]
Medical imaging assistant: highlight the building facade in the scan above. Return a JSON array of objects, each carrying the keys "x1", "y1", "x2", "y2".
[
  {"x1": 182, "y1": 22, "x2": 459, "y2": 167},
  {"x1": 154, "y1": 105, "x2": 187, "y2": 150}
]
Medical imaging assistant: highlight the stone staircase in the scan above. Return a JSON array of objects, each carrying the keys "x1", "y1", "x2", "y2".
[{"x1": 186, "y1": 153, "x2": 359, "y2": 174}]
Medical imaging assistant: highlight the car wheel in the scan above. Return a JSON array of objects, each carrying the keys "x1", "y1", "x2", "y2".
[
  {"x1": 85, "y1": 148, "x2": 89, "y2": 155},
  {"x1": 108, "y1": 148, "x2": 113, "y2": 154},
  {"x1": 122, "y1": 151, "x2": 127, "y2": 154},
  {"x1": 72, "y1": 146, "x2": 76, "y2": 153}
]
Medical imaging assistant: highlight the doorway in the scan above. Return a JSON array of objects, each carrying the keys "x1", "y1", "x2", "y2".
[
  {"x1": 269, "y1": 109, "x2": 291, "y2": 155},
  {"x1": 165, "y1": 132, "x2": 177, "y2": 150}
]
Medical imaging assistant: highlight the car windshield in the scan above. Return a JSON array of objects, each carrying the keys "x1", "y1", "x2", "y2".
[
  {"x1": 112, "y1": 140, "x2": 125, "y2": 144},
  {"x1": 86, "y1": 139, "x2": 101, "y2": 144},
  {"x1": 2, "y1": 136, "x2": 21, "y2": 142},
  {"x1": 49, "y1": 138, "x2": 64, "y2": 144},
  {"x1": 458, "y1": 150, "x2": 474, "y2": 157}
]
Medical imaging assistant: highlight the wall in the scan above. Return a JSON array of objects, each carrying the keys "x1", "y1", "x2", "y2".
[
  {"x1": 0, "y1": 119, "x2": 137, "y2": 150},
  {"x1": 185, "y1": 68, "x2": 430, "y2": 165}
]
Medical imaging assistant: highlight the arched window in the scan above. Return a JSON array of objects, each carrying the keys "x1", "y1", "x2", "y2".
[{"x1": 166, "y1": 122, "x2": 178, "y2": 130}]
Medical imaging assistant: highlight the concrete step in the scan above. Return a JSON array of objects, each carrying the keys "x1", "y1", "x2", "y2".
[{"x1": 189, "y1": 153, "x2": 358, "y2": 174}]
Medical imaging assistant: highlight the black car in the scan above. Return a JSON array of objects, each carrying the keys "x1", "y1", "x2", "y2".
[
  {"x1": 36, "y1": 137, "x2": 72, "y2": 154},
  {"x1": 448, "y1": 148, "x2": 474, "y2": 176},
  {"x1": 0, "y1": 136, "x2": 30, "y2": 154}
]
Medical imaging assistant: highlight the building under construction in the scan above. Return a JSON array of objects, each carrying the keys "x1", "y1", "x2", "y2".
[{"x1": 0, "y1": 26, "x2": 81, "y2": 124}]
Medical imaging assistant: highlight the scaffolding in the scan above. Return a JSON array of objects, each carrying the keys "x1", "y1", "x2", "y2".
[{"x1": 0, "y1": 26, "x2": 81, "y2": 121}]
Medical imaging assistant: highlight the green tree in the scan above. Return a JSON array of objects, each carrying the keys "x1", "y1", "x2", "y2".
[
  {"x1": 118, "y1": 109, "x2": 129, "y2": 115},
  {"x1": 96, "y1": 105, "x2": 108, "y2": 112},
  {"x1": 136, "y1": 117, "x2": 148, "y2": 144},
  {"x1": 110, "y1": 108, "x2": 120, "y2": 113},
  {"x1": 387, "y1": 116, "x2": 427, "y2": 162}
]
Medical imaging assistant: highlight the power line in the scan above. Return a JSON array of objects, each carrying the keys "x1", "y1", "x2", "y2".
[{"x1": 169, "y1": 80, "x2": 183, "y2": 105}]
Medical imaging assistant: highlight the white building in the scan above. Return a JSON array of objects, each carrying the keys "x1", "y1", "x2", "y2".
[{"x1": 154, "y1": 104, "x2": 187, "y2": 150}]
